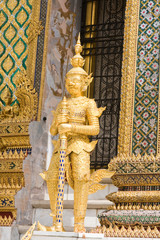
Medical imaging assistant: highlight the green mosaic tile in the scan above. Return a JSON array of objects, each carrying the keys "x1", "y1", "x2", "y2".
[
  {"x1": 1, "y1": 54, "x2": 15, "y2": 75},
  {"x1": 13, "y1": 38, "x2": 27, "y2": 58},
  {"x1": 132, "y1": 0, "x2": 160, "y2": 156},
  {"x1": 0, "y1": 40, "x2": 6, "y2": 58},
  {"x1": 0, "y1": 74, "x2": 3, "y2": 86},
  {"x1": 22, "y1": 55, "x2": 27, "y2": 69},
  {"x1": 6, "y1": 0, "x2": 20, "y2": 14},
  {"x1": 0, "y1": 0, "x2": 32, "y2": 105},
  {"x1": 11, "y1": 68, "x2": 20, "y2": 88},
  {"x1": 0, "y1": 10, "x2": 8, "y2": 30},
  {"x1": 15, "y1": 6, "x2": 29, "y2": 28},
  {"x1": 3, "y1": 23, "x2": 17, "y2": 44},
  {"x1": 26, "y1": 0, "x2": 32, "y2": 10}
]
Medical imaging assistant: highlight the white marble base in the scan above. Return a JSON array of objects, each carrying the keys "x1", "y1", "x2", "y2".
[
  {"x1": 31, "y1": 231, "x2": 104, "y2": 240},
  {"x1": 30, "y1": 232, "x2": 160, "y2": 240},
  {"x1": 0, "y1": 226, "x2": 19, "y2": 240},
  {"x1": 32, "y1": 207, "x2": 102, "y2": 229}
]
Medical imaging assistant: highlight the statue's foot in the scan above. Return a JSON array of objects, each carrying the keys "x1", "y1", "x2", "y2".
[
  {"x1": 74, "y1": 224, "x2": 86, "y2": 233},
  {"x1": 55, "y1": 223, "x2": 65, "y2": 232},
  {"x1": 37, "y1": 221, "x2": 56, "y2": 232}
]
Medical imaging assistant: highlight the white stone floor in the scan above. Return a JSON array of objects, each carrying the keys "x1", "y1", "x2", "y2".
[
  {"x1": 31, "y1": 231, "x2": 104, "y2": 240},
  {"x1": 31, "y1": 231, "x2": 160, "y2": 240}
]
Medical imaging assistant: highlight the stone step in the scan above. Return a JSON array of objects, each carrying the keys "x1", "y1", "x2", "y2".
[
  {"x1": 18, "y1": 225, "x2": 95, "y2": 236},
  {"x1": 31, "y1": 199, "x2": 113, "y2": 230},
  {"x1": 31, "y1": 199, "x2": 113, "y2": 209},
  {"x1": 31, "y1": 231, "x2": 104, "y2": 240}
]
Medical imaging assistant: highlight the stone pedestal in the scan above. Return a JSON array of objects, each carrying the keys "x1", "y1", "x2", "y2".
[
  {"x1": 31, "y1": 231, "x2": 104, "y2": 240},
  {"x1": 0, "y1": 226, "x2": 19, "y2": 240}
]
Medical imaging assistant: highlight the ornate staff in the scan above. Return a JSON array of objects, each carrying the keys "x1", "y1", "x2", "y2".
[{"x1": 55, "y1": 96, "x2": 68, "y2": 231}]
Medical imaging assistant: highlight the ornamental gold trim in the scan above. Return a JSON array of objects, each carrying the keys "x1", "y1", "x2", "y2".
[
  {"x1": 0, "y1": 215, "x2": 13, "y2": 226},
  {"x1": 109, "y1": 203, "x2": 160, "y2": 211},
  {"x1": 27, "y1": 0, "x2": 41, "y2": 85},
  {"x1": 158, "y1": 55, "x2": 160, "y2": 154},
  {"x1": 27, "y1": 0, "x2": 52, "y2": 120},
  {"x1": 111, "y1": 173, "x2": 160, "y2": 187},
  {"x1": 107, "y1": 191, "x2": 160, "y2": 203},
  {"x1": 0, "y1": 150, "x2": 26, "y2": 226},
  {"x1": 118, "y1": 0, "x2": 140, "y2": 155},
  {"x1": 91, "y1": 225, "x2": 160, "y2": 238},
  {"x1": 37, "y1": 0, "x2": 52, "y2": 121}
]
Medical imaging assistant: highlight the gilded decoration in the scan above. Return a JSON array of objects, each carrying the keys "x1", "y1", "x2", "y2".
[
  {"x1": 27, "y1": 0, "x2": 51, "y2": 120},
  {"x1": 99, "y1": 153, "x2": 160, "y2": 233},
  {"x1": 118, "y1": 0, "x2": 140, "y2": 155},
  {"x1": 0, "y1": 70, "x2": 37, "y2": 151},
  {"x1": 0, "y1": 150, "x2": 26, "y2": 226},
  {"x1": 0, "y1": 1, "x2": 31, "y2": 96},
  {"x1": 98, "y1": 0, "x2": 160, "y2": 236},
  {"x1": 109, "y1": 153, "x2": 160, "y2": 174},
  {"x1": 0, "y1": 0, "x2": 33, "y2": 225},
  {"x1": 107, "y1": 153, "x2": 160, "y2": 201},
  {"x1": 109, "y1": 203, "x2": 160, "y2": 211},
  {"x1": 28, "y1": 20, "x2": 43, "y2": 44},
  {"x1": 0, "y1": 0, "x2": 51, "y2": 225},
  {"x1": 107, "y1": 191, "x2": 160, "y2": 203},
  {"x1": 91, "y1": 225, "x2": 160, "y2": 238},
  {"x1": 132, "y1": 0, "x2": 160, "y2": 156}
]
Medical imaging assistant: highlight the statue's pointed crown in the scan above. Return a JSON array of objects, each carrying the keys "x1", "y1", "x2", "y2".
[
  {"x1": 70, "y1": 33, "x2": 85, "y2": 68},
  {"x1": 66, "y1": 33, "x2": 88, "y2": 77}
]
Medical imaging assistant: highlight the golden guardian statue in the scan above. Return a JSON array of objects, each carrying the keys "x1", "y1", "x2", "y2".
[{"x1": 38, "y1": 35, "x2": 113, "y2": 233}]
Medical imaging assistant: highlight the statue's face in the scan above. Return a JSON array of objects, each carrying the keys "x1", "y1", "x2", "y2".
[{"x1": 65, "y1": 75, "x2": 83, "y2": 97}]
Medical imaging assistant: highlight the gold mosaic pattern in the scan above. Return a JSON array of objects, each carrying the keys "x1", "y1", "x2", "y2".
[
  {"x1": 118, "y1": 0, "x2": 140, "y2": 155},
  {"x1": 0, "y1": 0, "x2": 51, "y2": 226},
  {"x1": 0, "y1": 0, "x2": 31, "y2": 99},
  {"x1": 132, "y1": 0, "x2": 160, "y2": 155}
]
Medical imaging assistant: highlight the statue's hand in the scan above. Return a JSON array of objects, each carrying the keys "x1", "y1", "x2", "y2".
[{"x1": 58, "y1": 124, "x2": 72, "y2": 135}]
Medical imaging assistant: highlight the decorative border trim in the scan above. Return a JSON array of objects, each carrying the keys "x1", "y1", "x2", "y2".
[
  {"x1": 27, "y1": 0, "x2": 52, "y2": 121},
  {"x1": 37, "y1": 0, "x2": 52, "y2": 121},
  {"x1": 158, "y1": 55, "x2": 160, "y2": 153},
  {"x1": 118, "y1": 0, "x2": 140, "y2": 155},
  {"x1": 27, "y1": 0, "x2": 41, "y2": 85}
]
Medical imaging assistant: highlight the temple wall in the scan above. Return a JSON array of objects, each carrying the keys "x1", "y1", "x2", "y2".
[{"x1": 15, "y1": 0, "x2": 82, "y2": 225}]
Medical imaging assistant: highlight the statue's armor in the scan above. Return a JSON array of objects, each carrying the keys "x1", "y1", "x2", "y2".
[{"x1": 51, "y1": 96, "x2": 99, "y2": 159}]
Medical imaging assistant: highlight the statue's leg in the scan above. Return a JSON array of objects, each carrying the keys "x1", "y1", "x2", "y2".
[{"x1": 71, "y1": 151, "x2": 90, "y2": 233}]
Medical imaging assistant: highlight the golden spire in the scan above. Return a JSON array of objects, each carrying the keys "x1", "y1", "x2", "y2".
[
  {"x1": 66, "y1": 33, "x2": 87, "y2": 77},
  {"x1": 70, "y1": 33, "x2": 85, "y2": 68}
]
